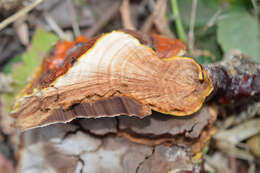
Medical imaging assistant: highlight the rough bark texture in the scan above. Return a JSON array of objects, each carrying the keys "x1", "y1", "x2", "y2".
[
  {"x1": 15, "y1": 104, "x2": 217, "y2": 173},
  {"x1": 205, "y1": 50, "x2": 260, "y2": 104}
]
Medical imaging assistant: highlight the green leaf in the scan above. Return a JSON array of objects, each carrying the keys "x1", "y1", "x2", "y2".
[
  {"x1": 202, "y1": 145, "x2": 209, "y2": 155},
  {"x1": 217, "y1": 8, "x2": 260, "y2": 63},
  {"x1": 196, "y1": 56, "x2": 215, "y2": 64},
  {"x1": 12, "y1": 28, "x2": 58, "y2": 85},
  {"x1": 206, "y1": 171, "x2": 219, "y2": 173},
  {"x1": 2, "y1": 55, "x2": 22, "y2": 74},
  {"x1": 3, "y1": 28, "x2": 58, "y2": 111}
]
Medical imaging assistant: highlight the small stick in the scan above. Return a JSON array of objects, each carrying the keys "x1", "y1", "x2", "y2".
[
  {"x1": 251, "y1": 0, "x2": 259, "y2": 25},
  {"x1": 44, "y1": 13, "x2": 69, "y2": 40},
  {"x1": 120, "y1": 0, "x2": 136, "y2": 30},
  {"x1": 0, "y1": 0, "x2": 44, "y2": 31},
  {"x1": 67, "y1": 0, "x2": 81, "y2": 36},
  {"x1": 141, "y1": 0, "x2": 174, "y2": 38},
  {"x1": 83, "y1": 1, "x2": 121, "y2": 37},
  {"x1": 201, "y1": 8, "x2": 222, "y2": 33},
  {"x1": 153, "y1": 0, "x2": 174, "y2": 38},
  {"x1": 188, "y1": 0, "x2": 197, "y2": 52}
]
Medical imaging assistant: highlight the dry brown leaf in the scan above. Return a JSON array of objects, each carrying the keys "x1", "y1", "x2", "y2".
[
  {"x1": 13, "y1": 16, "x2": 29, "y2": 46},
  {"x1": 247, "y1": 134, "x2": 260, "y2": 157}
]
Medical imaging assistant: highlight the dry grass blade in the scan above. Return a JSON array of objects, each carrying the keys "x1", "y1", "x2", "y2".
[
  {"x1": 153, "y1": 0, "x2": 174, "y2": 37},
  {"x1": 120, "y1": 0, "x2": 136, "y2": 30},
  {"x1": 188, "y1": 0, "x2": 197, "y2": 52},
  {"x1": 0, "y1": 0, "x2": 44, "y2": 31},
  {"x1": 66, "y1": 0, "x2": 80, "y2": 36},
  {"x1": 141, "y1": 0, "x2": 174, "y2": 37},
  {"x1": 83, "y1": 1, "x2": 121, "y2": 37},
  {"x1": 215, "y1": 141, "x2": 254, "y2": 161},
  {"x1": 13, "y1": 16, "x2": 29, "y2": 46},
  {"x1": 214, "y1": 118, "x2": 260, "y2": 145},
  {"x1": 204, "y1": 154, "x2": 232, "y2": 173},
  {"x1": 43, "y1": 13, "x2": 70, "y2": 41},
  {"x1": 201, "y1": 8, "x2": 223, "y2": 33}
]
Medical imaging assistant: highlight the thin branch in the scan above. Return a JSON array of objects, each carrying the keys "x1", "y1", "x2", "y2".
[
  {"x1": 141, "y1": 0, "x2": 175, "y2": 37},
  {"x1": 251, "y1": 0, "x2": 258, "y2": 16},
  {"x1": 251, "y1": 0, "x2": 259, "y2": 25},
  {"x1": 214, "y1": 118, "x2": 260, "y2": 145},
  {"x1": 83, "y1": 1, "x2": 121, "y2": 37},
  {"x1": 202, "y1": 8, "x2": 223, "y2": 33},
  {"x1": 120, "y1": 0, "x2": 136, "y2": 30},
  {"x1": 188, "y1": 0, "x2": 197, "y2": 52},
  {"x1": 44, "y1": 13, "x2": 69, "y2": 40},
  {"x1": 170, "y1": 0, "x2": 187, "y2": 43},
  {"x1": 0, "y1": 0, "x2": 44, "y2": 31},
  {"x1": 154, "y1": 0, "x2": 174, "y2": 38},
  {"x1": 67, "y1": 0, "x2": 81, "y2": 36}
]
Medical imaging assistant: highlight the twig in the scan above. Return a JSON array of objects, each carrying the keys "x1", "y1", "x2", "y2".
[
  {"x1": 204, "y1": 155, "x2": 232, "y2": 173},
  {"x1": 214, "y1": 118, "x2": 260, "y2": 145},
  {"x1": 170, "y1": 0, "x2": 187, "y2": 42},
  {"x1": 67, "y1": 0, "x2": 81, "y2": 36},
  {"x1": 190, "y1": 49, "x2": 216, "y2": 60},
  {"x1": 141, "y1": 0, "x2": 174, "y2": 38},
  {"x1": 0, "y1": 0, "x2": 44, "y2": 31},
  {"x1": 120, "y1": 0, "x2": 136, "y2": 30},
  {"x1": 188, "y1": 0, "x2": 197, "y2": 52},
  {"x1": 14, "y1": 16, "x2": 29, "y2": 46},
  {"x1": 201, "y1": 8, "x2": 223, "y2": 33},
  {"x1": 215, "y1": 141, "x2": 254, "y2": 161},
  {"x1": 83, "y1": 1, "x2": 121, "y2": 37},
  {"x1": 153, "y1": 0, "x2": 174, "y2": 37},
  {"x1": 251, "y1": 0, "x2": 259, "y2": 25},
  {"x1": 140, "y1": 14, "x2": 153, "y2": 33},
  {"x1": 44, "y1": 13, "x2": 69, "y2": 40}
]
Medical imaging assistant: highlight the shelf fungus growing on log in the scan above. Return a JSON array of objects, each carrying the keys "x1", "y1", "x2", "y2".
[
  {"x1": 11, "y1": 30, "x2": 214, "y2": 130},
  {"x1": 10, "y1": 30, "x2": 260, "y2": 172},
  {"x1": 10, "y1": 30, "x2": 213, "y2": 130}
]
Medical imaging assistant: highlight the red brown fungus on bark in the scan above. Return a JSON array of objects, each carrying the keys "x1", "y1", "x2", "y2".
[
  {"x1": 204, "y1": 53, "x2": 260, "y2": 104},
  {"x1": 42, "y1": 35, "x2": 89, "y2": 73},
  {"x1": 120, "y1": 29, "x2": 187, "y2": 58},
  {"x1": 40, "y1": 37, "x2": 96, "y2": 88}
]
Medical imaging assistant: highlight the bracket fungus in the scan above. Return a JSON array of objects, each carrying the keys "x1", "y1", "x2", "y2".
[
  {"x1": 9, "y1": 30, "x2": 260, "y2": 173},
  {"x1": 10, "y1": 30, "x2": 214, "y2": 130}
]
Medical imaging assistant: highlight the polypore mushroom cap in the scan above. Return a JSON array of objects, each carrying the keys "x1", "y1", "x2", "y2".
[{"x1": 11, "y1": 30, "x2": 213, "y2": 130}]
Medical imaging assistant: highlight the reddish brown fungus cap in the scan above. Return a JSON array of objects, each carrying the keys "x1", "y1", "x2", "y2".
[{"x1": 11, "y1": 30, "x2": 213, "y2": 130}]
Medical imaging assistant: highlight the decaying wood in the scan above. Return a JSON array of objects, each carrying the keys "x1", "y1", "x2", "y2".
[
  {"x1": 15, "y1": 104, "x2": 217, "y2": 173},
  {"x1": 11, "y1": 30, "x2": 213, "y2": 130},
  {"x1": 205, "y1": 50, "x2": 260, "y2": 104}
]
